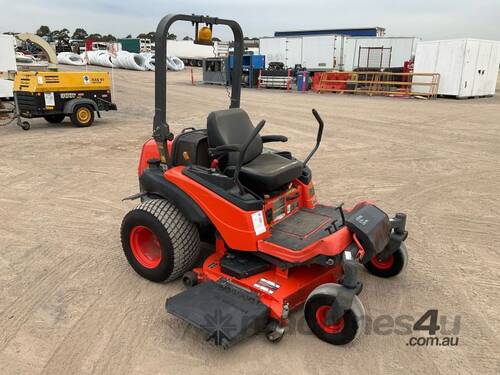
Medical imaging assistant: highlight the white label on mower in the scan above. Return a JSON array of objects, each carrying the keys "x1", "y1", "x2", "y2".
[
  {"x1": 37, "y1": 76, "x2": 44, "y2": 84},
  {"x1": 251, "y1": 211, "x2": 266, "y2": 235},
  {"x1": 253, "y1": 283, "x2": 274, "y2": 294},
  {"x1": 258, "y1": 278, "x2": 280, "y2": 290},
  {"x1": 44, "y1": 92, "x2": 55, "y2": 106}
]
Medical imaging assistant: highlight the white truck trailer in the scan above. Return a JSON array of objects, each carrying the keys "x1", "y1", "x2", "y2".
[
  {"x1": 412, "y1": 38, "x2": 500, "y2": 98},
  {"x1": 165, "y1": 40, "x2": 229, "y2": 66},
  {"x1": 259, "y1": 35, "x2": 418, "y2": 71},
  {"x1": 259, "y1": 36, "x2": 340, "y2": 70}
]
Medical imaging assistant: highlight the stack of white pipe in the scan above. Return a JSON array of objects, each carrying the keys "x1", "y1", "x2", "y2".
[
  {"x1": 167, "y1": 56, "x2": 185, "y2": 71},
  {"x1": 57, "y1": 52, "x2": 86, "y2": 66},
  {"x1": 139, "y1": 52, "x2": 185, "y2": 71},
  {"x1": 111, "y1": 51, "x2": 147, "y2": 71},
  {"x1": 81, "y1": 50, "x2": 114, "y2": 67},
  {"x1": 140, "y1": 52, "x2": 156, "y2": 71},
  {"x1": 75, "y1": 50, "x2": 184, "y2": 72}
]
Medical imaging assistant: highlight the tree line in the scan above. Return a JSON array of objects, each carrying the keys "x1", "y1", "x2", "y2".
[
  {"x1": 35, "y1": 26, "x2": 179, "y2": 42},
  {"x1": 34, "y1": 26, "x2": 240, "y2": 43}
]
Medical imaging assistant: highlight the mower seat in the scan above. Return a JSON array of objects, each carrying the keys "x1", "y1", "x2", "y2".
[{"x1": 207, "y1": 109, "x2": 303, "y2": 193}]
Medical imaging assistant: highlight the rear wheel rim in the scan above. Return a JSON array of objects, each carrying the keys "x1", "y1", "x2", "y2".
[
  {"x1": 371, "y1": 255, "x2": 395, "y2": 270},
  {"x1": 130, "y1": 225, "x2": 162, "y2": 269},
  {"x1": 77, "y1": 107, "x2": 91, "y2": 123},
  {"x1": 315, "y1": 305, "x2": 345, "y2": 334}
]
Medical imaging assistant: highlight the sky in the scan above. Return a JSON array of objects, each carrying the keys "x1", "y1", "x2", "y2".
[{"x1": 1, "y1": 0, "x2": 499, "y2": 41}]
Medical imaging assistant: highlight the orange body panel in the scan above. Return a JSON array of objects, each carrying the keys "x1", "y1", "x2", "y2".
[
  {"x1": 164, "y1": 166, "x2": 269, "y2": 250},
  {"x1": 138, "y1": 139, "x2": 172, "y2": 176},
  {"x1": 194, "y1": 238, "x2": 344, "y2": 320},
  {"x1": 138, "y1": 138, "x2": 360, "y2": 260}
]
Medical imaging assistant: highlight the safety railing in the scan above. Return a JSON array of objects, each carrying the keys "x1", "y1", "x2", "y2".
[{"x1": 316, "y1": 71, "x2": 440, "y2": 99}]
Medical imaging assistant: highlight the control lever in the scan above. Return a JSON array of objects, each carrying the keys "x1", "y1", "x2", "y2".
[{"x1": 303, "y1": 109, "x2": 324, "y2": 166}]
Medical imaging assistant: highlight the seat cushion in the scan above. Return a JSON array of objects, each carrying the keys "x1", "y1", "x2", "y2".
[{"x1": 240, "y1": 153, "x2": 303, "y2": 193}]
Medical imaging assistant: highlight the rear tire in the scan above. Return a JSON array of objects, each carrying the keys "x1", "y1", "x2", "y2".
[
  {"x1": 71, "y1": 105, "x2": 94, "y2": 127},
  {"x1": 43, "y1": 114, "x2": 65, "y2": 123},
  {"x1": 121, "y1": 199, "x2": 200, "y2": 282}
]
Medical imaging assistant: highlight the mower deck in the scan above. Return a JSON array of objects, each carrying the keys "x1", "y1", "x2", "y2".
[{"x1": 166, "y1": 279, "x2": 269, "y2": 348}]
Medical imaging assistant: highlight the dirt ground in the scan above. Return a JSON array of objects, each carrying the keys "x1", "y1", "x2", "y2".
[{"x1": 1, "y1": 67, "x2": 499, "y2": 375}]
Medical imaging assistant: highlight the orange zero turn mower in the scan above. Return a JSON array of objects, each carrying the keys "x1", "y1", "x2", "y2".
[{"x1": 121, "y1": 13, "x2": 409, "y2": 347}]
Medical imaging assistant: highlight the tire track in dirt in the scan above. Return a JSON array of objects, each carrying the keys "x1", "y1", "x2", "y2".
[
  {"x1": 40, "y1": 270, "x2": 156, "y2": 375},
  {"x1": 0, "y1": 256, "x2": 91, "y2": 353}
]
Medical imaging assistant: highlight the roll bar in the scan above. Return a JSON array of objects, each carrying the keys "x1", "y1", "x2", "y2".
[{"x1": 153, "y1": 14, "x2": 244, "y2": 165}]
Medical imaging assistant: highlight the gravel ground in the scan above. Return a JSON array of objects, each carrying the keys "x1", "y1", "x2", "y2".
[{"x1": 0, "y1": 67, "x2": 499, "y2": 374}]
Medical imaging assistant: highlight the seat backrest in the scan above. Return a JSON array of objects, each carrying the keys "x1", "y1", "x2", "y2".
[{"x1": 207, "y1": 108, "x2": 263, "y2": 165}]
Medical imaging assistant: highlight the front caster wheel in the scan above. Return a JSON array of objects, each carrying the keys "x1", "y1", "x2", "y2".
[
  {"x1": 20, "y1": 121, "x2": 30, "y2": 130},
  {"x1": 305, "y1": 284, "x2": 365, "y2": 345},
  {"x1": 182, "y1": 271, "x2": 198, "y2": 287},
  {"x1": 265, "y1": 321, "x2": 285, "y2": 343},
  {"x1": 364, "y1": 243, "x2": 408, "y2": 278}
]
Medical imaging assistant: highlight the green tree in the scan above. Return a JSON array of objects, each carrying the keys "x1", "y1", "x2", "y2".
[
  {"x1": 59, "y1": 28, "x2": 70, "y2": 41},
  {"x1": 167, "y1": 33, "x2": 176, "y2": 40},
  {"x1": 137, "y1": 31, "x2": 156, "y2": 40},
  {"x1": 212, "y1": 37, "x2": 221, "y2": 42},
  {"x1": 36, "y1": 25, "x2": 50, "y2": 37},
  {"x1": 87, "y1": 33, "x2": 103, "y2": 41},
  {"x1": 50, "y1": 28, "x2": 70, "y2": 42},
  {"x1": 183, "y1": 36, "x2": 193, "y2": 41},
  {"x1": 72, "y1": 28, "x2": 88, "y2": 40},
  {"x1": 126, "y1": 34, "x2": 132, "y2": 38},
  {"x1": 100, "y1": 34, "x2": 116, "y2": 42}
]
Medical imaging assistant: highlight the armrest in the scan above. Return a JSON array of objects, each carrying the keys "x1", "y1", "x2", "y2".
[
  {"x1": 261, "y1": 135, "x2": 288, "y2": 143},
  {"x1": 208, "y1": 144, "x2": 241, "y2": 157}
]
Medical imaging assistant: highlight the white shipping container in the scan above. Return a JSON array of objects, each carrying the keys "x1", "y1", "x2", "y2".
[
  {"x1": 413, "y1": 39, "x2": 500, "y2": 97},
  {"x1": 0, "y1": 34, "x2": 17, "y2": 98}
]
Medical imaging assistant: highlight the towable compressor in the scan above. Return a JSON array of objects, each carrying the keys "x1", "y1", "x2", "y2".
[{"x1": 13, "y1": 71, "x2": 116, "y2": 130}]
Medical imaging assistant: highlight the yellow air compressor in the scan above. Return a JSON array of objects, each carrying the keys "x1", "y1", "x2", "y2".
[{"x1": 13, "y1": 71, "x2": 117, "y2": 130}]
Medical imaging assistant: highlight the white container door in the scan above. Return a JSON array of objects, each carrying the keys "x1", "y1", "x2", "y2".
[
  {"x1": 471, "y1": 41, "x2": 492, "y2": 96},
  {"x1": 259, "y1": 38, "x2": 287, "y2": 67},
  {"x1": 483, "y1": 43, "x2": 500, "y2": 96},
  {"x1": 285, "y1": 37, "x2": 302, "y2": 68},
  {"x1": 341, "y1": 38, "x2": 357, "y2": 71},
  {"x1": 414, "y1": 40, "x2": 467, "y2": 96},
  {"x1": 459, "y1": 40, "x2": 480, "y2": 97},
  {"x1": 301, "y1": 36, "x2": 335, "y2": 70}
]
